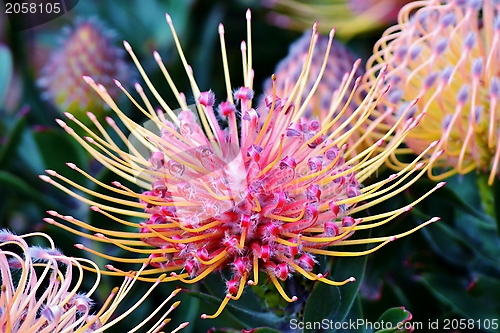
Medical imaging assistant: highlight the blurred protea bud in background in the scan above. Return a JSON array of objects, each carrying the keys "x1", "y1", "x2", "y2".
[
  {"x1": 264, "y1": 0, "x2": 412, "y2": 40},
  {"x1": 363, "y1": 0, "x2": 500, "y2": 185},
  {"x1": 42, "y1": 10, "x2": 443, "y2": 319},
  {"x1": 38, "y1": 18, "x2": 129, "y2": 118},
  {"x1": 0, "y1": 230, "x2": 188, "y2": 332},
  {"x1": 261, "y1": 31, "x2": 377, "y2": 158}
]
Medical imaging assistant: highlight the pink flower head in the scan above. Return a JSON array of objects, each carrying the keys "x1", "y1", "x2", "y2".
[
  {"x1": 38, "y1": 18, "x2": 130, "y2": 117},
  {"x1": 42, "y1": 10, "x2": 443, "y2": 319}
]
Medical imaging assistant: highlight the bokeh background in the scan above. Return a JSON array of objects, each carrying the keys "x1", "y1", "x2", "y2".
[{"x1": 1, "y1": 0, "x2": 500, "y2": 332}]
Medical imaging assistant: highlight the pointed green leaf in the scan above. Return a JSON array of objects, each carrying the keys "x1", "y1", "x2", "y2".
[
  {"x1": 0, "y1": 44, "x2": 12, "y2": 106},
  {"x1": 494, "y1": 178, "x2": 500, "y2": 237},
  {"x1": 248, "y1": 328, "x2": 283, "y2": 333},
  {"x1": 476, "y1": 173, "x2": 495, "y2": 218},
  {"x1": 0, "y1": 171, "x2": 63, "y2": 209},
  {"x1": 183, "y1": 288, "x2": 285, "y2": 328},
  {"x1": 336, "y1": 295, "x2": 365, "y2": 333},
  {"x1": 205, "y1": 328, "x2": 281, "y2": 333},
  {"x1": 33, "y1": 128, "x2": 88, "y2": 184},
  {"x1": 374, "y1": 307, "x2": 412, "y2": 333},
  {"x1": 303, "y1": 282, "x2": 342, "y2": 333},
  {"x1": 419, "y1": 272, "x2": 500, "y2": 332},
  {"x1": 329, "y1": 245, "x2": 369, "y2": 329},
  {"x1": 0, "y1": 114, "x2": 27, "y2": 169},
  {"x1": 302, "y1": 241, "x2": 368, "y2": 332}
]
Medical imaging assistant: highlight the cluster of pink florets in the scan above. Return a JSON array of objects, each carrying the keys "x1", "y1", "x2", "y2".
[{"x1": 137, "y1": 87, "x2": 362, "y2": 293}]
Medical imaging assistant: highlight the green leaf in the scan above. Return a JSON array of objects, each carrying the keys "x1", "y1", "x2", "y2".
[
  {"x1": 413, "y1": 175, "x2": 487, "y2": 220},
  {"x1": 183, "y1": 288, "x2": 285, "y2": 328},
  {"x1": 33, "y1": 128, "x2": 88, "y2": 184},
  {"x1": 419, "y1": 272, "x2": 500, "y2": 333},
  {"x1": 303, "y1": 282, "x2": 342, "y2": 333},
  {"x1": 330, "y1": 246, "x2": 369, "y2": 328},
  {"x1": 494, "y1": 179, "x2": 500, "y2": 237},
  {"x1": 418, "y1": 214, "x2": 474, "y2": 266},
  {"x1": 17, "y1": 128, "x2": 45, "y2": 175},
  {"x1": 374, "y1": 307, "x2": 412, "y2": 333},
  {"x1": 0, "y1": 44, "x2": 12, "y2": 106},
  {"x1": 413, "y1": 203, "x2": 500, "y2": 271},
  {"x1": 0, "y1": 171, "x2": 63, "y2": 209},
  {"x1": 0, "y1": 114, "x2": 27, "y2": 169},
  {"x1": 477, "y1": 173, "x2": 496, "y2": 218},
  {"x1": 248, "y1": 328, "x2": 283, "y2": 333},
  {"x1": 302, "y1": 241, "x2": 368, "y2": 332},
  {"x1": 206, "y1": 328, "x2": 281, "y2": 333},
  {"x1": 336, "y1": 295, "x2": 365, "y2": 333}
]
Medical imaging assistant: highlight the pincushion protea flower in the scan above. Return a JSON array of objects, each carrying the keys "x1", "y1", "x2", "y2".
[
  {"x1": 38, "y1": 18, "x2": 129, "y2": 117},
  {"x1": 0, "y1": 230, "x2": 187, "y2": 332},
  {"x1": 264, "y1": 0, "x2": 412, "y2": 40},
  {"x1": 41, "y1": 10, "x2": 443, "y2": 319},
  {"x1": 260, "y1": 32, "x2": 374, "y2": 158},
  {"x1": 363, "y1": 0, "x2": 500, "y2": 185}
]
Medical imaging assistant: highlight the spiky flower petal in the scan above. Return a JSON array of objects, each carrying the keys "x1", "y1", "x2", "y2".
[
  {"x1": 363, "y1": 0, "x2": 500, "y2": 185},
  {"x1": 42, "y1": 11, "x2": 442, "y2": 319},
  {"x1": 0, "y1": 230, "x2": 187, "y2": 332}
]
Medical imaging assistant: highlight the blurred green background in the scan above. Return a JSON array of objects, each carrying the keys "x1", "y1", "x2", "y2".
[{"x1": 1, "y1": 0, "x2": 500, "y2": 332}]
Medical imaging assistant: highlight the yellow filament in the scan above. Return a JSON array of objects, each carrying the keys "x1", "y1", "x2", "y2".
[
  {"x1": 257, "y1": 135, "x2": 284, "y2": 177},
  {"x1": 239, "y1": 228, "x2": 247, "y2": 249},
  {"x1": 175, "y1": 259, "x2": 224, "y2": 284},
  {"x1": 123, "y1": 41, "x2": 178, "y2": 124},
  {"x1": 228, "y1": 273, "x2": 247, "y2": 300},
  {"x1": 46, "y1": 212, "x2": 146, "y2": 238},
  {"x1": 219, "y1": 24, "x2": 233, "y2": 103},
  {"x1": 115, "y1": 83, "x2": 194, "y2": 147},
  {"x1": 165, "y1": 15, "x2": 215, "y2": 143},
  {"x1": 304, "y1": 237, "x2": 394, "y2": 256},
  {"x1": 201, "y1": 295, "x2": 230, "y2": 319},
  {"x1": 154, "y1": 53, "x2": 189, "y2": 110},
  {"x1": 266, "y1": 205, "x2": 305, "y2": 222},
  {"x1": 337, "y1": 218, "x2": 439, "y2": 246},
  {"x1": 256, "y1": 74, "x2": 277, "y2": 144},
  {"x1": 293, "y1": 29, "x2": 334, "y2": 122},
  {"x1": 195, "y1": 250, "x2": 227, "y2": 265},
  {"x1": 291, "y1": 222, "x2": 358, "y2": 243},
  {"x1": 318, "y1": 276, "x2": 355, "y2": 286},
  {"x1": 248, "y1": 255, "x2": 259, "y2": 286},
  {"x1": 46, "y1": 171, "x2": 145, "y2": 209},
  {"x1": 77, "y1": 244, "x2": 165, "y2": 265},
  {"x1": 285, "y1": 260, "x2": 320, "y2": 281},
  {"x1": 142, "y1": 224, "x2": 221, "y2": 244},
  {"x1": 201, "y1": 182, "x2": 233, "y2": 201},
  {"x1": 95, "y1": 233, "x2": 178, "y2": 255},
  {"x1": 268, "y1": 272, "x2": 297, "y2": 303},
  {"x1": 80, "y1": 263, "x2": 185, "y2": 281},
  {"x1": 172, "y1": 219, "x2": 223, "y2": 233},
  {"x1": 91, "y1": 207, "x2": 142, "y2": 228},
  {"x1": 44, "y1": 218, "x2": 149, "y2": 247}
]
